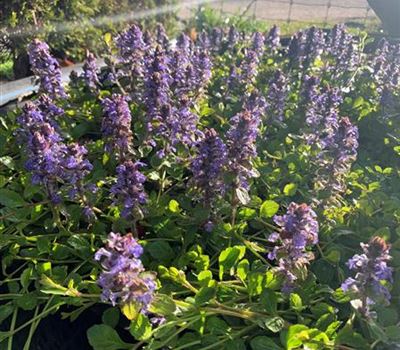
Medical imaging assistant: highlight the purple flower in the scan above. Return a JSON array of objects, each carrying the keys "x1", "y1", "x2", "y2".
[
  {"x1": 315, "y1": 116, "x2": 358, "y2": 196},
  {"x1": 373, "y1": 40, "x2": 400, "y2": 110},
  {"x1": 341, "y1": 236, "x2": 393, "y2": 317},
  {"x1": 239, "y1": 50, "x2": 260, "y2": 87},
  {"x1": 227, "y1": 94, "x2": 262, "y2": 189},
  {"x1": 115, "y1": 24, "x2": 146, "y2": 77},
  {"x1": 36, "y1": 95, "x2": 64, "y2": 124},
  {"x1": 304, "y1": 87, "x2": 343, "y2": 142},
  {"x1": 155, "y1": 23, "x2": 169, "y2": 50},
  {"x1": 192, "y1": 49, "x2": 212, "y2": 94},
  {"x1": 265, "y1": 70, "x2": 288, "y2": 122},
  {"x1": 18, "y1": 102, "x2": 92, "y2": 205},
  {"x1": 300, "y1": 75, "x2": 320, "y2": 106},
  {"x1": 267, "y1": 203, "x2": 319, "y2": 292},
  {"x1": 265, "y1": 25, "x2": 280, "y2": 52},
  {"x1": 101, "y1": 94, "x2": 133, "y2": 159},
  {"x1": 210, "y1": 28, "x2": 223, "y2": 50},
  {"x1": 63, "y1": 143, "x2": 93, "y2": 186},
  {"x1": 197, "y1": 30, "x2": 211, "y2": 51},
  {"x1": 288, "y1": 31, "x2": 305, "y2": 67},
  {"x1": 227, "y1": 26, "x2": 239, "y2": 49},
  {"x1": 144, "y1": 46, "x2": 172, "y2": 135},
  {"x1": 82, "y1": 51, "x2": 100, "y2": 92},
  {"x1": 326, "y1": 25, "x2": 357, "y2": 80},
  {"x1": 251, "y1": 32, "x2": 265, "y2": 58},
  {"x1": 302, "y1": 26, "x2": 325, "y2": 68},
  {"x1": 170, "y1": 40, "x2": 212, "y2": 101},
  {"x1": 27, "y1": 39, "x2": 66, "y2": 99},
  {"x1": 167, "y1": 97, "x2": 202, "y2": 149},
  {"x1": 190, "y1": 128, "x2": 227, "y2": 204},
  {"x1": 95, "y1": 232, "x2": 156, "y2": 310},
  {"x1": 111, "y1": 161, "x2": 147, "y2": 218}
]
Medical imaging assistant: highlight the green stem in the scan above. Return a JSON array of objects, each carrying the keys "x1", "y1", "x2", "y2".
[
  {"x1": 23, "y1": 306, "x2": 39, "y2": 350},
  {"x1": 157, "y1": 168, "x2": 167, "y2": 203},
  {"x1": 7, "y1": 307, "x2": 18, "y2": 350},
  {"x1": 174, "y1": 340, "x2": 202, "y2": 350},
  {"x1": 8, "y1": 303, "x2": 63, "y2": 337},
  {"x1": 200, "y1": 324, "x2": 258, "y2": 350},
  {"x1": 234, "y1": 231, "x2": 271, "y2": 267}
]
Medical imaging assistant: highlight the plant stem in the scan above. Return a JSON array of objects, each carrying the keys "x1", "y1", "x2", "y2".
[
  {"x1": 23, "y1": 306, "x2": 39, "y2": 350},
  {"x1": 157, "y1": 168, "x2": 167, "y2": 203},
  {"x1": 7, "y1": 307, "x2": 18, "y2": 350},
  {"x1": 200, "y1": 324, "x2": 258, "y2": 350}
]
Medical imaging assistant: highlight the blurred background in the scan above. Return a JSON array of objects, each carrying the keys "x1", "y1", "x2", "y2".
[{"x1": 0, "y1": 0, "x2": 398, "y2": 82}]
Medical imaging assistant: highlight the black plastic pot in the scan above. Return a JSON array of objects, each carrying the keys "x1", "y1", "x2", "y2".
[{"x1": 368, "y1": 0, "x2": 400, "y2": 37}]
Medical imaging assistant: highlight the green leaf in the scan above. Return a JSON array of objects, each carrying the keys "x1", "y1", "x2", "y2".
[
  {"x1": 0, "y1": 189, "x2": 25, "y2": 208},
  {"x1": 237, "y1": 259, "x2": 250, "y2": 281},
  {"x1": 251, "y1": 336, "x2": 282, "y2": 350},
  {"x1": 289, "y1": 293, "x2": 303, "y2": 312},
  {"x1": 195, "y1": 286, "x2": 216, "y2": 305},
  {"x1": 263, "y1": 316, "x2": 285, "y2": 333},
  {"x1": 16, "y1": 293, "x2": 38, "y2": 311},
  {"x1": 197, "y1": 270, "x2": 213, "y2": 287},
  {"x1": 0, "y1": 156, "x2": 15, "y2": 170},
  {"x1": 386, "y1": 325, "x2": 400, "y2": 341},
  {"x1": 367, "y1": 321, "x2": 387, "y2": 343},
  {"x1": 236, "y1": 187, "x2": 251, "y2": 205},
  {"x1": 104, "y1": 32, "x2": 112, "y2": 46},
  {"x1": 353, "y1": 96, "x2": 364, "y2": 109},
  {"x1": 121, "y1": 302, "x2": 139, "y2": 321},
  {"x1": 219, "y1": 246, "x2": 246, "y2": 280},
  {"x1": 147, "y1": 241, "x2": 174, "y2": 262},
  {"x1": 206, "y1": 316, "x2": 229, "y2": 335},
  {"x1": 335, "y1": 324, "x2": 370, "y2": 350},
  {"x1": 225, "y1": 339, "x2": 246, "y2": 350},
  {"x1": 129, "y1": 313, "x2": 152, "y2": 341},
  {"x1": 102, "y1": 308, "x2": 120, "y2": 328},
  {"x1": 325, "y1": 249, "x2": 341, "y2": 263},
  {"x1": 168, "y1": 199, "x2": 180, "y2": 213},
  {"x1": 260, "y1": 289, "x2": 278, "y2": 314},
  {"x1": 87, "y1": 324, "x2": 132, "y2": 350},
  {"x1": 148, "y1": 294, "x2": 176, "y2": 316},
  {"x1": 247, "y1": 272, "x2": 265, "y2": 296},
  {"x1": 0, "y1": 304, "x2": 14, "y2": 324},
  {"x1": 20, "y1": 267, "x2": 33, "y2": 289},
  {"x1": 283, "y1": 183, "x2": 297, "y2": 196},
  {"x1": 281, "y1": 324, "x2": 308, "y2": 350},
  {"x1": 260, "y1": 200, "x2": 279, "y2": 218}
]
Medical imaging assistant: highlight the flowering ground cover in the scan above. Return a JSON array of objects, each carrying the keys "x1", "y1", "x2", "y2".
[{"x1": 0, "y1": 23, "x2": 399, "y2": 349}]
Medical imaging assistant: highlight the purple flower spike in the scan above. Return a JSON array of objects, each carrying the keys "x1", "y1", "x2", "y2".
[
  {"x1": 265, "y1": 25, "x2": 280, "y2": 52},
  {"x1": 266, "y1": 69, "x2": 288, "y2": 122},
  {"x1": 144, "y1": 46, "x2": 172, "y2": 135},
  {"x1": 95, "y1": 232, "x2": 156, "y2": 311},
  {"x1": 316, "y1": 116, "x2": 358, "y2": 196},
  {"x1": 268, "y1": 203, "x2": 319, "y2": 293},
  {"x1": 18, "y1": 102, "x2": 92, "y2": 206},
  {"x1": 251, "y1": 32, "x2": 265, "y2": 58},
  {"x1": 27, "y1": 39, "x2": 66, "y2": 99},
  {"x1": 190, "y1": 128, "x2": 227, "y2": 204},
  {"x1": 101, "y1": 94, "x2": 133, "y2": 159},
  {"x1": 115, "y1": 24, "x2": 146, "y2": 77},
  {"x1": 82, "y1": 51, "x2": 100, "y2": 92},
  {"x1": 111, "y1": 161, "x2": 147, "y2": 218},
  {"x1": 342, "y1": 236, "x2": 392, "y2": 317},
  {"x1": 227, "y1": 94, "x2": 262, "y2": 189}
]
